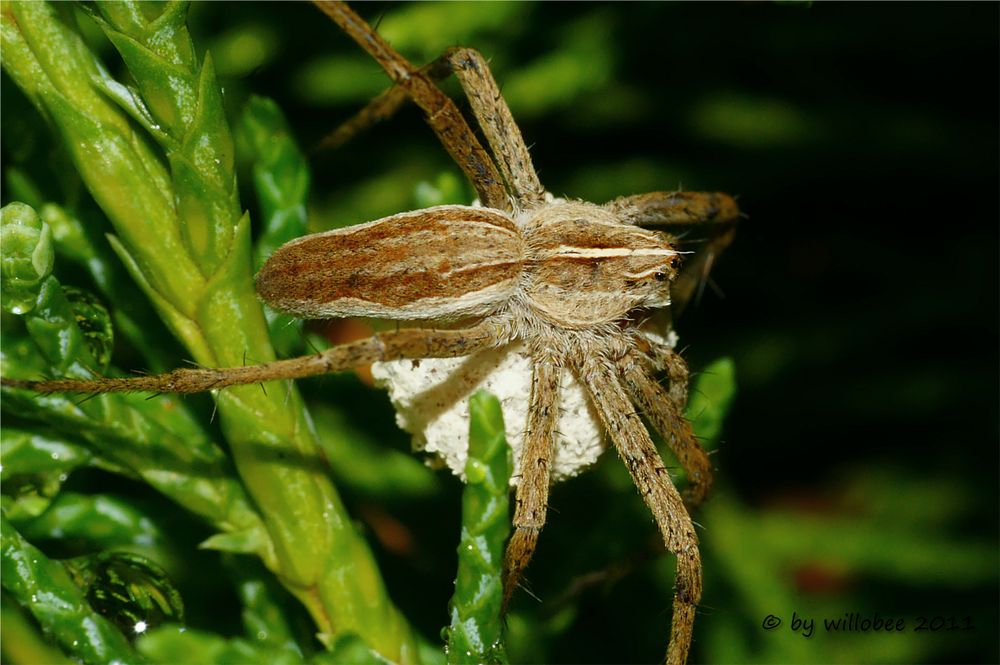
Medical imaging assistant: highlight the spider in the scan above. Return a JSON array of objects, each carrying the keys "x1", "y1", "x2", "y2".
[{"x1": 2, "y1": 2, "x2": 740, "y2": 662}]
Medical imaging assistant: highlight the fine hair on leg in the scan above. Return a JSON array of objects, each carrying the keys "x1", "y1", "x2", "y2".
[
  {"x1": 503, "y1": 356, "x2": 561, "y2": 606},
  {"x1": 312, "y1": 0, "x2": 510, "y2": 211},
  {"x1": 314, "y1": 57, "x2": 452, "y2": 153},
  {"x1": 2, "y1": 323, "x2": 504, "y2": 395},
  {"x1": 313, "y1": 39, "x2": 545, "y2": 209},
  {"x1": 576, "y1": 355, "x2": 702, "y2": 665},
  {"x1": 443, "y1": 47, "x2": 546, "y2": 208},
  {"x1": 619, "y1": 351, "x2": 713, "y2": 508}
]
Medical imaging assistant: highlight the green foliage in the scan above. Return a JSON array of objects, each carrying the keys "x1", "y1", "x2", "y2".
[
  {"x1": 236, "y1": 94, "x2": 309, "y2": 357},
  {"x1": 1, "y1": 2, "x2": 414, "y2": 660},
  {"x1": 1, "y1": 514, "x2": 140, "y2": 665},
  {"x1": 686, "y1": 356, "x2": 737, "y2": 451},
  {"x1": 0, "y1": 201, "x2": 273, "y2": 554},
  {"x1": 445, "y1": 392, "x2": 512, "y2": 664},
  {"x1": 64, "y1": 550, "x2": 185, "y2": 638},
  {"x1": 1, "y1": 2, "x2": 996, "y2": 665},
  {"x1": 0, "y1": 202, "x2": 54, "y2": 315}
]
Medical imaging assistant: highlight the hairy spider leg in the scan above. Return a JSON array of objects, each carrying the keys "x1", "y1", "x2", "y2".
[
  {"x1": 620, "y1": 350, "x2": 713, "y2": 508},
  {"x1": 1, "y1": 323, "x2": 504, "y2": 395},
  {"x1": 313, "y1": 0, "x2": 510, "y2": 211},
  {"x1": 314, "y1": 57, "x2": 452, "y2": 154},
  {"x1": 442, "y1": 47, "x2": 546, "y2": 207},
  {"x1": 503, "y1": 357, "x2": 561, "y2": 607},
  {"x1": 578, "y1": 355, "x2": 702, "y2": 665},
  {"x1": 314, "y1": 44, "x2": 546, "y2": 209}
]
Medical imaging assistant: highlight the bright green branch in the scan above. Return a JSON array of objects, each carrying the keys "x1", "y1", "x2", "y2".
[
  {"x1": 0, "y1": 202, "x2": 272, "y2": 559},
  {"x1": 237, "y1": 95, "x2": 309, "y2": 357},
  {"x1": 1, "y1": 3, "x2": 417, "y2": 659},
  {"x1": 445, "y1": 391, "x2": 511, "y2": 664}
]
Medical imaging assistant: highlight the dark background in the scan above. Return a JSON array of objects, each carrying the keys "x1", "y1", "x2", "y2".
[{"x1": 6, "y1": 2, "x2": 998, "y2": 663}]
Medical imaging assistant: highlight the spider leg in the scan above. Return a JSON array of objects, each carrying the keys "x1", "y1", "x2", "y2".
[
  {"x1": 503, "y1": 357, "x2": 561, "y2": 607},
  {"x1": 314, "y1": 36, "x2": 545, "y2": 209},
  {"x1": 2, "y1": 322, "x2": 504, "y2": 395},
  {"x1": 314, "y1": 57, "x2": 452, "y2": 153},
  {"x1": 670, "y1": 224, "x2": 736, "y2": 317},
  {"x1": 605, "y1": 191, "x2": 740, "y2": 316},
  {"x1": 619, "y1": 350, "x2": 713, "y2": 508},
  {"x1": 312, "y1": 1, "x2": 510, "y2": 211},
  {"x1": 606, "y1": 191, "x2": 740, "y2": 228},
  {"x1": 442, "y1": 47, "x2": 546, "y2": 208},
  {"x1": 576, "y1": 355, "x2": 701, "y2": 665}
]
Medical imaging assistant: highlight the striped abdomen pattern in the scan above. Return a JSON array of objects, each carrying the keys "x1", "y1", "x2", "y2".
[{"x1": 256, "y1": 205, "x2": 524, "y2": 320}]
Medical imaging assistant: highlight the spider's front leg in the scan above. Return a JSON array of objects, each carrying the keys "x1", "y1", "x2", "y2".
[
  {"x1": 437, "y1": 47, "x2": 546, "y2": 207},
  {"x1": 503, "y1": 356, "x2": 562, "y2": 606},
  {"x1": 605, "y1": 191, "x2": 740, "y2": 316},
  {"x1": 576, "y1": 355, "x2": 701, "y2": 665}
]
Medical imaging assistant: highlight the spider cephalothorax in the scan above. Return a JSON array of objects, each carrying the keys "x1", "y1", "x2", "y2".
[
  {"x1": 2, "y1": 3, "x2": 740, "y2": 662},
  {"x1": 519, "y1": 201, "x2": 681, "y2": 325}
]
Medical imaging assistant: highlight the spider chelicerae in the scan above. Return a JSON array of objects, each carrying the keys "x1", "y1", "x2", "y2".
[{"x1": 3, "y1": 2, "x2": 740, "y2": 662}]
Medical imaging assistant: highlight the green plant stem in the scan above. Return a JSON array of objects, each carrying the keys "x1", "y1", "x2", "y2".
[
  {"x1": 1, "y1": 202, "x2": 271, "y2": 558},
  {"x1": 1, "y1": 3, "x2": 416, "y2": 659},
  {"x1": 237, "y1": 95, "x2": 309, "y2": 357},
  {"x1": 446, "y1": 391, "x2": 511, "y2": 664}
]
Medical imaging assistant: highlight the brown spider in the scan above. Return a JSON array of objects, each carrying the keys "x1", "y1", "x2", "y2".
[{"x1": 3, "y1": 2, "x2": 739, "y2": 662}]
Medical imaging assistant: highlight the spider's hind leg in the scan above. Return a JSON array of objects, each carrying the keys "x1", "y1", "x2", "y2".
[
  {"x1": 313, "y1": 6, "x2": 545, "y2": 210},
  {"x1": 503, "y1": 357, "x2": 561, "y2": 607},
  {"x1": 442, "y1": 47, "x2": 546, "y2": 207},
  {"x1": 314, "y1": 1, "x2": 509, "y2": 210},
  {"x1": 2, "y1": 323, "x2": 503, "y2": 396}
]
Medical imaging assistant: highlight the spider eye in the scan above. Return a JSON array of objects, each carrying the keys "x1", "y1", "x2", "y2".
[{"x1": 653, "y1": 271, "x2": 668, "y2": 282}]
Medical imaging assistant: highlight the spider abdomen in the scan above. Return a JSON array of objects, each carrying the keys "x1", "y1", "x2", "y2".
[{"x1": 256, "y1": 205, "x2": 525, "y2": 320}]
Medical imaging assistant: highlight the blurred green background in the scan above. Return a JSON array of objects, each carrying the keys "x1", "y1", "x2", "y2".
[{"x1": 2, "y1": 2, "x2": 997, "y2": 663}]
